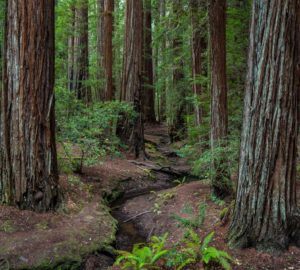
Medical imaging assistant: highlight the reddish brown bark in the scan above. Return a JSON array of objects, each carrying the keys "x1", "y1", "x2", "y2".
[
  {"x1": 190, "y1": 0, "x2": 204, "y2": 126},
  {"x1": 0, "y1": 0, "x2": 59, "y2": 211},
  {"x1": 97, "y1": 0, "x2": 105, "y2": 100},
  {"x1": 168, "y1": 0, "x2": 186, "y2": 142},
  {"x1": 209, "y1": 0, "x2": 231, "y2": 197},
  {"x1": 120, "y1": 0, "x2": 144, "y2": 158},
  {"x1": 74, "y1": 0, "x2": 91, "y2": 103},
  {"x1": 103, "y1": 0, "x2": 114, "y2": 101},
  {"x1": 157, "y1": 0, "x2": 166, "y2": 123},
  {"x1": 229, "y1": 0, "x2": 300, "y2": 250},
  {"x1": 142, "y1": 0, "x2": 156, "y2": 123}
]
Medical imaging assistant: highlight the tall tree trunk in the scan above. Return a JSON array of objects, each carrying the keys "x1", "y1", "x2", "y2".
[
  {"x1": 103, "y1": 0, "x2": 114, "y2": 101},
  {"x1": 0, "y1": 0, "x2": 59, "y2": 211},
  {"x1": 120, "y1": 0, "x2": 144, "y2": 158},
  {"x1": 74, "y1": 0, "x2": 91, "y2": 103},
  {"x1": 190, "y1": 0, "x2": 203, "y2": 126},
  {"x1": 142, "y1": 0, "x2": 156, "y2": 123},
  {"x1": 97, "y1": 0, "x2": 105, "y2": 100},
  {"x1": 159, "y1": 0, "x2": 166, "y2": 123},
  {"x1": 229, "y1": 0, "x2": 300, "y2": 251},
  {"x1": 209, "y1": 0, "x2": 231, "y2": 197},
  {"x1": 67, "y1": 4, "x2": 75, "y2": 91},
  {"x1": 169, "y1": 0, "x2": 185, "y2": 142}
]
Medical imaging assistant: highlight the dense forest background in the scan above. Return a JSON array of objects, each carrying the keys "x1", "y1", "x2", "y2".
[
  {"x1": 4, "y1": 0, "x2": 251, "y2": 176},
  {"x1": 0, "y1": 1, "x2": 299, "y2": 269}
]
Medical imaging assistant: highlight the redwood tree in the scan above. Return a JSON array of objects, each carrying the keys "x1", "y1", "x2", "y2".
[
  {"x1": 120, "y1": 0, "x2": 144, "y2": 158},
  {"x1": 229, "y1": 0, "x2": 300, "y2": 250},
  {"x1": 103, "y1": 0, "x2": 114, "y2": 101},
  {"x1": 169, "y1": 0, "x2": 186, "y2": 142},
  {"x1": 67, "y1": 3, "x2": 76, "y2": 91},
  {"x1": 190, "y1": 0, "x2": 204, "y2": 127},
  {"x1": 0, "y1": 0, "x2": 59, "y2": 211},
  {"x1": 142, "y1": 0, "x2": 156, "y2": 123},
  {"x1": 97, "y1": 0, "x2": 105, "y2": 100},
  {"x1": 208, "y1": 0, "x2": 231, "y2": 197},
  {"x1": 73, "y1": 0, "x2": 91, "y2": 103}
]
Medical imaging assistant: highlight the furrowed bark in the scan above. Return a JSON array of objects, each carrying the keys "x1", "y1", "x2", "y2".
[
  {"x1": 142, "y1": 0, "x2": 156, "y2": 123},
  {"x1": 74, "y1": 0, "x2": 91, "y2": 103},
  {"x1": 103, "y1": 0, "x2": 114, "y2": 101},
  {"x1": 0, "y1": 0, "x2": 59, "y2": 211},
  {"x1": 120, "y1": 0, "x2": 145, "y2": 158},
  {"x1": 229, "y1": 0, "x2": 300, "y2": 251},
  {"x1": 209, "y1": 0, "x2": 232, "y2": 197}
]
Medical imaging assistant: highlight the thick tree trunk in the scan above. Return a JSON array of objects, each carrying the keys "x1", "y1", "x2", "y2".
[
  {"x1": 229, "y1": 0, "x2": 300, "y2": 251},
  {"x1": 190, "y1": 0, "x2": 203, "y2": 127},
  {"x1": 169, "y1": 0, "x2": 185, "y2": 142},
  {"x1": 0, "y1": 0, "x2": 59, "y2": 211},
  {"x1": 142, "y1": 0, "x2": 156, "y2": 123},
  {"x1": 103, "y1": 0, "x2": 114, "y2": 101},
  {"x1": 209, "y1": 0, "x2": 231, "y2": 197},
  {"x1": 74, "y1": 0, "x2": 91, "y2": 103},
  {"x1": 120, "y1": 0, "x2": 145, "y2": 158}
]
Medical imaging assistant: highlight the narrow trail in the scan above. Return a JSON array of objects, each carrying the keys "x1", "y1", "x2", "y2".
[
  {"x1": 81, "y1": 123, "x2": 193, "y2": 269},
  {"x1": 111, "y1": 124, "x2": 190, "y2": 252}
]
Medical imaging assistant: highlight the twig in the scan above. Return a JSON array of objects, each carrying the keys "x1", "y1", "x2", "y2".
[
  {"x1": 123, "y1": 210, "x2": 152, "y2": 223},
  {"x1": 147, "y1": 226, "x2": 155, "y2": 241}
]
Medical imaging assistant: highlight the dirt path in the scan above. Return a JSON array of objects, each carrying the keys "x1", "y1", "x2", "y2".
[
  {"x1": 109, "y1": 124, "x2": 300, "y2": 270},
  {"x1": 1, "y1": 124, "x2": 300, "y2": 270}
]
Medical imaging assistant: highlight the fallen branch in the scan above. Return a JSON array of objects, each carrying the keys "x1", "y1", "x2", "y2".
[
  {"x1": 123, "y1": 210, "x2": 152, "y2": 223},
  {"x1": 128, "y1": 160, "x2": 187, "y2": 177}
]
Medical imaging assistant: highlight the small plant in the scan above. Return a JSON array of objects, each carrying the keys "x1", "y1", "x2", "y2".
[
  {"x1": 115, "y1": 233, "x2": 169, "y2": 270},
  {"x1": 35, "y1": 221, "x2": 49, "y2": 231},
  {"x1": 211, "y1": 193, "x2": 225, "y2": 206},
  {"x1": 0, "y1": 220, "x2": 16, "y2": 233},
  {"x1": 173, "y1": 202, "x2": 207, "y2": 228},
  {"x1": 151, "y1": 191, "x2": 175, "y2": 215},
  {"x1": 173, "y1": 176, "x2": 186, "y2": 186},
  {"x1": 143, "y1": 168, "x2": 156, "y2": 181},
  {"x1": 180, "y1": 230, "x2": 233, "y2": 270}
]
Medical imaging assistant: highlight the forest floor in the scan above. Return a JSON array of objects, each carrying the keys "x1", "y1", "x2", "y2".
[{"x1": 0, "y1": 124, "x2": 300, "y2": 270}]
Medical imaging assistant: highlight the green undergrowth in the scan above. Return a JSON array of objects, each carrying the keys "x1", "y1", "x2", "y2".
[{"x1": 115, "y1": 229, "x2": 233, "y2": 270}]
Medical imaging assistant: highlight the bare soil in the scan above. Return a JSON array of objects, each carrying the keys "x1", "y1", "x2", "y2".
[{"x1": 0, "y1": 124, "x2": 299, "y2": 270}]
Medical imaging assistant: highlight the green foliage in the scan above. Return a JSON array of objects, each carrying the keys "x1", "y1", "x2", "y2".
[
  {"x1": 56, "y1": 87, "x2": 135, "y2": 171},
  {"x1": 115, "y1": 233, "x2": 169, "y2": 270},
  {"x1": 151, "y1": 191, "x2": 175, "y2": 215},
  {"x1": 115, "y1": 230, "x2": 232, "y2": 270},
  {"x1": 173, "y1": 176, "x2": 186, "y2": 186},
  {"x1": 173, "y1": 202, "x2": 207, "y2": 229},
  {"x1": 179, "y1": 136, "x2": 239, "y2": 183},
  {"x1": 0, "y1": 220, "x2": 16, "y2": 233},
  {"x1": 170, "y1": 230, "x2": 232, "y2": 270}
]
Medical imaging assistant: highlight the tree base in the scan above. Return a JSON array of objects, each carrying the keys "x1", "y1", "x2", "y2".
[{"x1": 229, "y1": 210, "x2": 300, "y2": 253}]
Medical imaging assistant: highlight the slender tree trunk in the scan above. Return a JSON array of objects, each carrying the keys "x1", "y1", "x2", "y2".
[
  {"x1": 0, "y1": 0, "x2": 59, "y2": 211},
  {"x1": 159, "y1": 0, "x2": 166, "y2": 123},
  {"x1": 103, "y1": 0, "x2": 114, "y2": 101},
  {"x1": 229, "y1": 0, "x2": 300, "y2": 251},
  {"x1": 74, "y1": 0, "x2": 91, "y2": 103},
  {"x1": 120, "y1": 0, "x2": 144, "y2": 158},
  {"x1": 209, "y1": 0, "x2": 231, "y2": 197},
  {"x1": 67, "y1": 4, "x2": 75, "y2": 91},
  {"x1": 142, "y1": 0, "x2": 156, "y2": 123},
  {"x1": 97, "y1": 0, "x2": 105, "y2": 100},
  {"x1": 190, "y1": 0, "x2": 203, "y2": 126}
]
